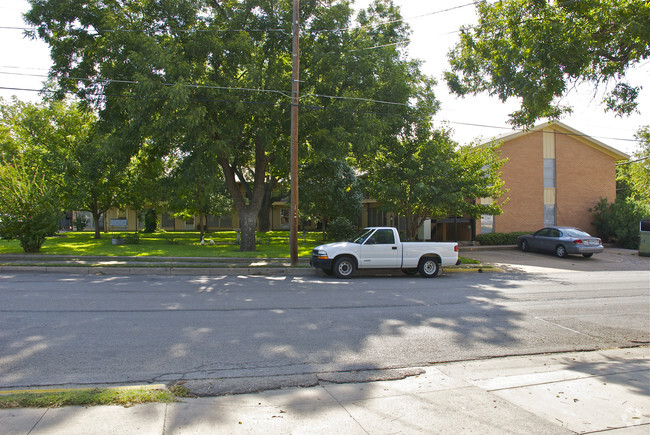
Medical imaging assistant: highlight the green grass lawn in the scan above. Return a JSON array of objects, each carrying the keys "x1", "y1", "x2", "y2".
[
  {"x1": 0, "y1": 231, "x2": 324, "y2": 258},
  {"x1": 0, "y1": 230, "x2": 479, "y2": 264}
]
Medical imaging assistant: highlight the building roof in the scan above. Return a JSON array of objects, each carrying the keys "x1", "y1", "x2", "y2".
[{"x1": 488, "y1": 121, "x2": 630, "y2": 161}]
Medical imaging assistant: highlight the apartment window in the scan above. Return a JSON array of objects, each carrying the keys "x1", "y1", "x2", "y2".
[
  {"x1": 544, "y1": 204, "x2": 556, "y2": 226},
  {"x1": 161, "y1": 213, "x2": 175, "y2": 228},
  {"x1": 544, "y1": 158, "x2": 556, "y2": 188},
  {"x1": 481, "y1": 214, "x2": 494, "y2": 234}
]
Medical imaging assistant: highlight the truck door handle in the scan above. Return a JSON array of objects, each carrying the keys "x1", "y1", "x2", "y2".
[{"x1": 392, "y1": 246, "x2": 397, "y2": 250}]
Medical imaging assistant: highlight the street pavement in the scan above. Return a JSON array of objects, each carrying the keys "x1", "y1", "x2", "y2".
[
  {"x1": 1, "y1": 347, "x2": 648, "y2": 434},
  {"x1": 0, "y1": 247, "x2": 648, "y2": 434}
]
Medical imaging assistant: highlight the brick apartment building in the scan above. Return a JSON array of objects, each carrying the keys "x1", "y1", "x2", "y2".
[{"x1": 477, "y1": 121, "x2": 630, "y2": 236}]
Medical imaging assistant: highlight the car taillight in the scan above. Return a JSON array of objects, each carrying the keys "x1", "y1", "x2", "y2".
[
  {"x1": 598, "y1": 239, "x2": 602, "y2": 245},
  {"x1": 454, "y1": 245, "x2": 459, "y2": 252},
  {"x1": 573, "y1": 239, "x2": 583, "y2": 245}
]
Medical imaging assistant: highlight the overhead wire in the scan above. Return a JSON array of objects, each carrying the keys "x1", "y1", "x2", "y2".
[{"x1": 0, "y1": 84, "x2": 642, "y2": 148}]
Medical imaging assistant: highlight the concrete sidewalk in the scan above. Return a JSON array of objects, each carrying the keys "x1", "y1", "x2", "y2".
[{"x1": 2, "y1": 347, "x2": 648, "y2": 434}]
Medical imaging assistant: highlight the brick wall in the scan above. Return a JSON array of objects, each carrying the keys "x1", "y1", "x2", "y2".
[
  {"x1": 555, "y1": 133, "x2": 617, "y2": 233},
  {"x1": 493, "y1": 131, "x2": 545, "y2": 233}
]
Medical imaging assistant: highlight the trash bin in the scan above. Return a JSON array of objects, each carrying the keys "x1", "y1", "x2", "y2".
[{"x1": 640, "y1": 220, "x2": 650, "y2": 257}]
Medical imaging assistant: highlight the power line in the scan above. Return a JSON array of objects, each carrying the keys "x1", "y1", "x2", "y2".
[
  {"x1": 1, "y1": 85, "x2": 642, "y2": 148},
  {"x1": 0, "y1": 70, "x2": 410, "y2": 107}
]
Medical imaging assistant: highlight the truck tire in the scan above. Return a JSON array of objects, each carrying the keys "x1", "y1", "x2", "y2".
[
  {"x1": 333, "y1": 256, "x2": 356, "y2": 279},
  {"x1": 418, "y1": 257, "x2": 440, "y2": 278}
]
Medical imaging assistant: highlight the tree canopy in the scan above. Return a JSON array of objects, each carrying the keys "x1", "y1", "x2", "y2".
[
  {"x1": 445, "y1": 0, "x2": 650, "y2": 127},
  {"x1": 364, "y1": 125, "x2": 506, "y2": 241},
  {"x1": 0, "y1": 156, "x2": 62, "y2": 252},
  {"x1": 26, "y1": 0, "x2": 435, "y2": 250},
  {"x1": 618, "y1": 126, "x2": 650, "y2": 204}
]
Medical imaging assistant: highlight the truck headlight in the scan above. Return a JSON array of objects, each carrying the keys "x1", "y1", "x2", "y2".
[{"x1": 316, "y1": 250, "x2": 328, "y2": 259}]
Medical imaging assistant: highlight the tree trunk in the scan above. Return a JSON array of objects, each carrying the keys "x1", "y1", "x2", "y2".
[
  {"x1": 238, "y1": 209, "x2": 258, "y2": 251},
  {"x1": 257, "y1": 177, "x2": 280, "y2": 232},
  {"x1": 90, "y1": 194, "x2": 102, "y2": 239},
  {"x1": 258, "y1": 186, "x2": 273, "y2": 232},
  {"x1": 218, "y1": 138, "x2": 269, "y2": 252},
  {"x1": 92, "y1": 211, "x2": 101, "y2": 239},
  {"x1": 198, "y1": 212, "x2": 205, "y2": 240}
]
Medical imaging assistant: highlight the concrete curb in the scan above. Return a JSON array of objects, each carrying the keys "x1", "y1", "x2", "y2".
[{"x1": 0, "y1": 264, "x2": 500, "y2": 276}]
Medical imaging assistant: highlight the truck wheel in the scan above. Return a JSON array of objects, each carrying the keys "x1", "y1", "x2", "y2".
[
  {"x1": 418, "y1": 257, "x2": 439, "y2": 278},
  {"x1": 333, "y1": 257, "x2": 356, "y2": 279}
]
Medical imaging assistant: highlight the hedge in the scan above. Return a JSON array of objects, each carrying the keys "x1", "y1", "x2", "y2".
[{"x1": 475, "y1": 231, "x2": 532, "y2": 246}]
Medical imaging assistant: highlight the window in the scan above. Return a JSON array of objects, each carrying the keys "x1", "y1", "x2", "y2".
[
  {"x1": 544, "y1": 204, "x2": 556, "y2": 226},
  {"x1": 544, "y1": 158, "x2": 556, "y2": 188},
  {"x1": 480, "y1": 215, "x2": 494, "y2": 234},
  {"x1": 162, "y1": 214, "x2": 175, "y2": 228},
  {"x1": 373, "y1": 229, "x2": 395, "y2": 244}
]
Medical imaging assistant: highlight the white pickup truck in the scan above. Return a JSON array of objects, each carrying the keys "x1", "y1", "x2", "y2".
[{"x1": 310, "y1": 227, "x2": 461, "y2": 278}]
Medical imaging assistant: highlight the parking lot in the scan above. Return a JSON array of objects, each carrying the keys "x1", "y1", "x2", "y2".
[{"x1": 463, "y1": 246, "x2": 649, "y2": 274}]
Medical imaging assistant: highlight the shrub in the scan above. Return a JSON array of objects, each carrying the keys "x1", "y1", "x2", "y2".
[
  {"x1": 591, "y1": 198, "x2": 650, "y2": 249},
  {"x1": 144, "y1": 208, "x2": 158, "y2": 233},
  {"x1": 73, "y1": 215, "x2": 89, "y2": 231},
  {"x1": 0, "y1": 160, "x2": 62, "y2": 253},
  {"x1": 327, "y1": 216, "x2": 357, "y2": 241},
  {"x1": 124, "y1": 233, "x2": 140, "y2": 244},
  {"x1": 476, "y1": 231, "x2": 532, "y2": 246}
]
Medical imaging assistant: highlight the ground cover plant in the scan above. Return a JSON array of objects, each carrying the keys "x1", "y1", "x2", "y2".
[
  {"x1": 0, "y1": 230, "x2": 479, "y2": 265},
  {"x1": 0, "y1": 231, "x2": 322, "y2": 258},
  {"x1": 0, "y1": 385, "x2": 191, "y2": 408}
]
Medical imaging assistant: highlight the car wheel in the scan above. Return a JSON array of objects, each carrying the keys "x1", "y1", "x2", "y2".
[
  {"x1": 555, "y1": 245, "x2": 568, "y2": 258},
  {"x1": 333, "y1": 256, "x2": 356, "y2": 279},
  {"x1": 418, "y1": 257, "x2": 440, "y2": 278},
  {"x1": 520, "y1": 240, "x2": 529, "y2": 252},
  {"x1": 402, "y1": 268, "x2": 418, "y2": 275},
  {"x1": 583, "y1": 253, "x2": 593, "y2": 258}
]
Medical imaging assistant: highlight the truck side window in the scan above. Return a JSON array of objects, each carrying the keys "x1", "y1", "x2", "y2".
[{"x1": 375, "y1": 229, "x2": 395, "y2": 244}]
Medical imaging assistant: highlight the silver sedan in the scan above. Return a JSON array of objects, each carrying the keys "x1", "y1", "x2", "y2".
[{"x1": 517, "y1": 226, "x2": 604, "y2": 258}]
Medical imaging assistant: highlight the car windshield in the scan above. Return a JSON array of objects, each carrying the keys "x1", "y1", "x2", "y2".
[
  {"x1": 563, "y1": 228, "x2": 591, "y2": 238},
  {"x1": 349, "y1": 228, "x2": 376, "y2": 244}
]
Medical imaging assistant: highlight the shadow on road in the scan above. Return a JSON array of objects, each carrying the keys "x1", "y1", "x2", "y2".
[{"x1": 0, "y1": 265, "x2": 647, "y2": 430}]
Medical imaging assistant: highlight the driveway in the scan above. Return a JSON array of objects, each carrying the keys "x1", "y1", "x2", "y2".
[{"x1": 463, "y1": 246, "x2": 649, "y2": 274}]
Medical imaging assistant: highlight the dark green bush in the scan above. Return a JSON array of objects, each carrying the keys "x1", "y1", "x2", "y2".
[
  {"x1": 144, "y1": 208, "x2": 158, "y2": 233},
  {"x1": 0, "y1": 160, "x2": 62, "y2": 253},
  {"x1": 73, "y1": 215, "x2": 89, "y2": 231},
  {"x1": 591, "y1": 198, "x2": 650, "y2": 249},
  {"x1": 124, "y1": 233, "x2": 140, "y2": 244},
  {"x1": 327, "y1": 216, "x2": 357, "y2": 241},
  {"x1": 476, "y1": 231, "x2": 532, "y2": 246}
]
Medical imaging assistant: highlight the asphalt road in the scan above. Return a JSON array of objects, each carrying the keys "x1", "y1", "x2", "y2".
[{"x1": 0, "y1": 249, "x2": 648, "y2": 392}]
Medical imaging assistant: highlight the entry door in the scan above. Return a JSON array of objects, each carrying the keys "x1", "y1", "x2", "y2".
[{"x1": 359, "y1": 229, "x2": 401, "y2": 268}]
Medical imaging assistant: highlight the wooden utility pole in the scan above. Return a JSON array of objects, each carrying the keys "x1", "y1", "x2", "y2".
[{"x1": 290, "y1": 0, "x2": 300, "y2": 265}]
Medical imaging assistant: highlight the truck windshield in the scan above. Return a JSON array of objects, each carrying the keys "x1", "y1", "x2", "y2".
[{"x1": 349, "y1": 228, "x2": 376, "y2": 244}]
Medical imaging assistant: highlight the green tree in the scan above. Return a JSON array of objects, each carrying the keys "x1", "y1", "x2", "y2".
[
  {"x1": 445, "y1": 0, "x2": 650, "y2": 126},
  {"x1": 594, "y1": 126, "x2": 650, "y2": 249},
  {"x1": 0, "y1": 98, "x2": 131, "y2": 239},
  {"x1": 163, "y1": 147, "x2": 232, "y2": 240},
  {"x1": 364, "y1": 126, "x2": 505, "y2": 241},
  {"x1": 617, "y1": 126, "x2": 650, "y2": 203},
  {"x1": 300, "y1": 159, "x2": 363, "y2": 239},
  {"x1": 591, "y1": 197, "x2": 650, "y2": 248},
  {"x1": 26, "y1": 0, "x2": 436, "y2": 251},
  {"x1": 0, "y1": 158, "x2": 62, "y2": 253}
]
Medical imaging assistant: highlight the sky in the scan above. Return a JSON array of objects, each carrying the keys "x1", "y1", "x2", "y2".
[{"x1": 0, "y1": 0, "x2": 647, "y2": 155}]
